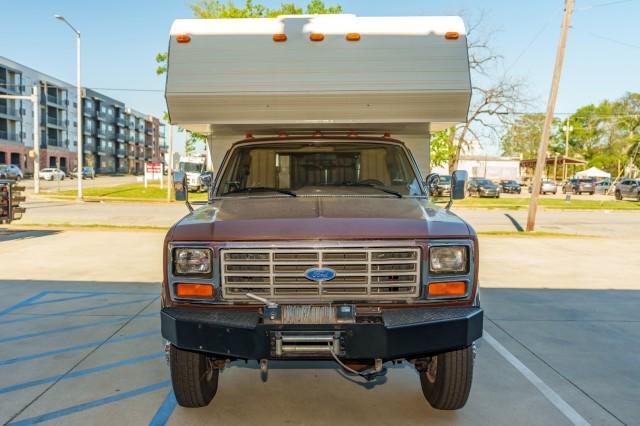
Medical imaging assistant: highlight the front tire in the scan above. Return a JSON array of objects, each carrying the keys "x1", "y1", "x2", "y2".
[
  {"x1": 419, "y1": 346, "x2": 474, "y2": 410},
  {"x1": 169, "y1": 345, "x2": 219, "y2": 408},
  {"x1": 615, "y1": 190, "x2": 622, "y2": 200}
]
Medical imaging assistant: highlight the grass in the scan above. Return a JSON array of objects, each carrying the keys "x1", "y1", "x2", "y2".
[
  {"x1": 446, "y1": 196, "x2": 640, "y2": 211},
  {"x1": 51, "y1": 183, "x2": 208, "y2": 202}
]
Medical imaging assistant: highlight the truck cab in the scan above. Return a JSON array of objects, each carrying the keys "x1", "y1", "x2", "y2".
[{"x1": 161, "y1": 14, "x2": 482, "y2": 412}]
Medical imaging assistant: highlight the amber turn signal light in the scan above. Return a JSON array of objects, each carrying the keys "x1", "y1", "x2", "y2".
[
  {"x1": 273, "y1": 33, "x2": 287, "y2": 42},
  {"x1": 310, "y1": 33, "x2": 325, "y2": 42},
  {"x1": 176, "y1": 34, "x2": 191, "y2": 43},
  {"x1": 176, "y1": 283, "x2": 214, "y2": 298},
  {"x1": 345, "y1": 33, "x2": 361, "y2": 41},
  {"x1": 428, "y1": 281, "x2": 466, "y2": 297},
  {"x1": 445, "y1": 32, "x2": 460, "y2": 40}
]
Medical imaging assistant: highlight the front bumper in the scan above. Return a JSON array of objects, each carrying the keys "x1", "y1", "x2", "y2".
[{"x1": 161, "y1": 306, "x2": 483, "y2": 361}]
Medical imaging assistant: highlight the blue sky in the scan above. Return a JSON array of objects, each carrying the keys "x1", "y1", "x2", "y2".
[{"x1": 1, "y1": 0, "x2": 639, "y2": 154}]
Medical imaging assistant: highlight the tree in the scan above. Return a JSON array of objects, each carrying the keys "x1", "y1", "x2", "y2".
[
  {"x1": 430, "y1": 15, "x2": 529, "y2": 173},
  {"x1": 156, "y1": 0, "x2": 342, "y2": 155}
]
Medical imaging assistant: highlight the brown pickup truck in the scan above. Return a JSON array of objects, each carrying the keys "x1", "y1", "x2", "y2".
[{"x1": 161, "y1": 135, "x2": 482, "y2": 410}]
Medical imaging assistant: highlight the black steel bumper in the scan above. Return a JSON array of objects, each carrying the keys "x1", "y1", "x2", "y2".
[{"x1": 161, "y1": 306, "x2": 483, "y2": 360}]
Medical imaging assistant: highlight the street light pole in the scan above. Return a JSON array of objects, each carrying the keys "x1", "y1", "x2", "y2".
[
  {"x1": 54, "y1": 15, "x2": 83, "y2": 200},
  {"x1": 562, "y1": 123, "x2": 573, "y2": 181}
]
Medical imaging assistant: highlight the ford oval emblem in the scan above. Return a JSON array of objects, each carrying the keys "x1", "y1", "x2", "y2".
[{"x1": 304, "y1": 267, "x2": 336, "y2": 282}]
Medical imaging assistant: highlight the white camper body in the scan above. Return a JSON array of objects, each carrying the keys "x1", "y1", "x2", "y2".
[{"x1": 165, "y1": 14, "x2": 471, "y2": 176}]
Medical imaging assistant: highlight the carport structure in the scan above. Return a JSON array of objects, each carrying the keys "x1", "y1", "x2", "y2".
[{"x1": 520, "y1": 155, "x2": 586, "y2": 182}]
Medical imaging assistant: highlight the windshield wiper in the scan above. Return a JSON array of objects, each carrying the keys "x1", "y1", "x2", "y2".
[
  {"x1": 338, "y1": 182, "x2": 403, "y2": 198},
  {"x1": 222, "y1": 186, "x2": 297, "y2": 197}
]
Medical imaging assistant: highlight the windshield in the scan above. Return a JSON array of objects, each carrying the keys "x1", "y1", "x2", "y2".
[
  {"x1": 216, "y1": 141, "x2": 424, "y2": 198},
  {"x1": 438, "y1": 175, "x2": 451, "y2": 183},
  {"x1": 502, "y1": 180, "x2": 517, "y2": 185},
  {"x1": 474, "y1": 179, "x2": 493, "y2": 186},
  {"x1": 180, "y1": 162, "x2": 203, "y2": 173}
]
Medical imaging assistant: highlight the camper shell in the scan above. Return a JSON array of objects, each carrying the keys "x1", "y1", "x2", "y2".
[{"x1": 161, "y1": 15, "x2": 481, "y2": 412}]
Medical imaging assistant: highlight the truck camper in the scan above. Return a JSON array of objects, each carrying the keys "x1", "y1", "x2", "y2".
[{"x1": 161, "y1": 14, "x2": 481, "y2": 411}]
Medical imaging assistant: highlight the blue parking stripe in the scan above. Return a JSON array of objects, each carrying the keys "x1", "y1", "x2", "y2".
[
  {"x1": 28, "y1": 293, "x2": 114, "y2": 306},
  {"x1": 45, "y1": 290, "x2": 159, "y2": 296},
  {"x1": 0, "y1": 352, "x2": 164, "y2": 394},
  {"x1": 8, "y1": 380, "x2": 171, "y2": 426},
  {"x1": 0, "y1": 330, "x2": 158, "y2": 366},
  {"x1": 149, "y1": 389, "x2": 177, "y2": 426},
  {"x1": 0, "y1": 298, "x2": 157, "y2": 326},
  {"x1": 0, "y1": 292, "x2": 49, "y2": 317},
  {"x1": 0, "y1": 310, "x2": 158, "y2": 344}
]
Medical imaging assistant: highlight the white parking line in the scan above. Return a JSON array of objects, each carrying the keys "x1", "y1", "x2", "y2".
[{"x1": 483, "y1": 331, "x2": 590, "y2": 426}]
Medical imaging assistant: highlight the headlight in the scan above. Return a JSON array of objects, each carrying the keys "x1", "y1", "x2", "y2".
[
  {"x1": 429, "y1": 246, "x2": 468, "y2": 274},
  {"x1": 174, "y1": 248, "x2": 212, "y2": 275}
]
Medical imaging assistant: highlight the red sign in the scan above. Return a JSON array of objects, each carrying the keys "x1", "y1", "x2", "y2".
[{"x1": 145, "y1": 163, "x2": 162, "y2": 174}]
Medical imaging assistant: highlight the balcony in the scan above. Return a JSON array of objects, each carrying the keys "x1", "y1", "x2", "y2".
[
  {"x1": 160, "y1": 144, "x2": 169, "y2": 153},
  {"x1": 116, "y1": 132, "x2": 125, "y2": 142},
  {"x1": 136, "y1": 134, "x2": 145, "y2": 144},
  {"x1": 0, "y1": 130, "x2": 18, "y2": 142},
  {"x1": 2, "y1": 83, "x2": 22, "y2": 94},
  {"x1": 83, "y1": 139, "x2": 96, "y2": 153},
  {"x1": 145, "y1": 126, "x2": 153, "y2": 135},
  {"x1": 46, "y1": 95, "x2": 65, "y2": 107},
  {"x1": 116, "y1": 115, "x2": 126, "y2": 127},
  {"x1": 96, "y1": 110, "x2": 106, "y2": 121},
  {"x1": 96, "y1": 127, "x2": 106, "y2": 138},
  {"x1": 128, "y1": 121, "x2": 136, "y2": 130},
  {"x1": 116, "y1": 147, "x2": 126, "y2": 158},
  {"x1": 97, "y1": 143, "x2": 115, "y2": 155},
  {"x1": 0, "y1": 104, "x2": 19, "y2": 119},
  {"x1": 45, "y1": 116, "x2": 65, "y2": 128},
  {"x1": 127, "y1": 133, "x2": 135, "y2": 143}
]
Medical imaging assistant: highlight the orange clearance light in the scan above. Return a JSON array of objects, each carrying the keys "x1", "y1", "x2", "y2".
[
  {"x1": 349, "y1": 131, "x2": 358, "y2": 138},
  {"x1": 279, "y1": 131, "x2": 288, "y2": 138},
  {"x1": 345, "y1": 33, "x2": 361, "y2": 41},
  {"x1": 176, "y1": 34, "x2": 191, "y2": 43},
  {"x1": 244, "y1": 133, "x2": 254, "y2": 139},
  {"x1": 176, "y1": 283, "x2": 214, "y2": 298},
  {"x1": 273, "y1": 33, "x2": 287, "y2": 42},
  {"x1": 428, "y1": 281, "x2": 466, "y2": 297},
  {"x1": 445, "y1": 32, "x2": 460, "y2": 40},
  {"x1": 383, "y1": 132, "x2": 391, "y2": 138},
  {"x1": 310, "y1": 33, "x2": 325, "y2": 42},
  {"x1": 314, "y1": 130, "x2": 322, "y2": 137}
]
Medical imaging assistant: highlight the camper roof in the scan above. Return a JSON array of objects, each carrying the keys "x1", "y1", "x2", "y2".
[{"x1": 165, "y1": 15, "x2": 471, "y2": 136}]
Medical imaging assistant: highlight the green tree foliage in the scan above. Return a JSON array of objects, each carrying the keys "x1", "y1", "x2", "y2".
[
  {"x1": 501, "y1": 92, "x2": 640, "y2": 175},
  {"x1": 430, "y1": 128, "x2": 457, "y2": 168}
]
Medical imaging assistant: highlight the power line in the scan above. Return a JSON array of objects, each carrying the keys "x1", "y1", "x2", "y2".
[
  {"x1": 577, "y1": 0, "x2": 635, "y2": 10},
  {"x1": 587, "y1": 32, "x2": 640, "y2": 49}
]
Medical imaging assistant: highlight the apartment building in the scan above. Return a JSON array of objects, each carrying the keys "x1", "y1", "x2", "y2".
[{"x1": 0, "y1": 56, "x2": 166, "y2": 175}]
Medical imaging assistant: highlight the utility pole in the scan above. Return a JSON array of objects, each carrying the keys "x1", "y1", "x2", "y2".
[
  {"x1": 562, "y1": 123, "x2": 573, "y2": 181},
  {"x1": 0, "y1": 86, "x2": 40, "y2": 193},
  {"x1": 526, "y1": 0, "x2": 574, "y2": 232}
]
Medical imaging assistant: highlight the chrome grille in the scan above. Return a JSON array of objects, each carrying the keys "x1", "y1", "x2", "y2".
[{"x1": 220, "y1": 247, "x2": 421, "y2": 301}]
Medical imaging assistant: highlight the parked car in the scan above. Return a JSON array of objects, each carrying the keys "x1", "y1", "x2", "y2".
[
  {"x1": 595, "y1": 180, "x2": 615, "y2": 195},
  {"x1": 528, "y1": 179, "x2": 557, "y2": 195},
  {"x1": 562, "y1": 178, "x2": 595, "y2": 195},
  {"x1": 467, "y1": 177, "x2": 500, "y2": 198},
  {"x1": 499, "y1": 179, "x2": 521, "y2": 194},
  {"x1": 0, "y1": 164, "x2": 24, "y2": 180},
  {"x1": 429, "y1": 174, "x2": 451, "y2": 196},
  {"x1": 614, "y1": 178, "x2": 640, "y2": 201},
  {"x1": 39, "y1": 168, "x2": 66, "y2": 181},
  {"x1": 69, "y1": 166, "x2": 96, "y2": 180}
]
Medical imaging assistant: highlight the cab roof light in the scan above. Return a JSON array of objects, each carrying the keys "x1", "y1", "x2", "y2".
[
  {"x1": 176, "y1": 283, "x2": 214, "y2": 299},
  {"x1": 176, "y1": 34, "x2": 191, "y2": 43},
  {"x1": 314, "y1": 130, "x2": 322, "y2": 137},
  {"x1": 428, "y1": 281, "x2": 466, "y2": 298},
  {"x1": 383, "y1": 132, "x2": 391, "y2": 139},
  {"x1": 445, "y1": 32, "x2": 460, "y2": 40},
  {"x1": 279, "y1": 131, "x2": 288, "y2": 138},
  {"x1": 345, "y1": 33, "x2": 361, "y2": 41},
  {"x1": 273, "y1": 33, "x2": 287, "y2": 42},
  {"x1": 349, "y1": 131, "x2": 358, "y2": 138},
  {"x1": 244, "y1": 133, "x2": 254, "y2": 139},
  {"x1": 310, "y1": 33, "x2": 325, "y2": 42}
]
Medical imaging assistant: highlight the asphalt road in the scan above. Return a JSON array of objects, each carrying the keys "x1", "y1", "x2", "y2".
[{"x1": 0, "y1": 228, "x2": 637, "y2": 425}]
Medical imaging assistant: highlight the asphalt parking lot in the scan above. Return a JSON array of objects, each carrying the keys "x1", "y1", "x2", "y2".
[{"x1": 0, "y1": 226, "x2": 638, "y2": 425}]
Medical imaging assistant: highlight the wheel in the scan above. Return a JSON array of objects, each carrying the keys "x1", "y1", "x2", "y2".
[
  {"x1": 573, "y1": 188, "x2": 579, "y2": 195},
  {"x1": 495, "y1": 193, "x2": 500, "y2": 198},
  {"x1": 589, "y1": 192, "x2": 594, "y2": 196},
  {"x1": 169, "y1": 345, "x2": 219, "y2": 408},
  {"x1": 419, "y1": 346, "x2": 474, "y2": 410},
  {"x1": 615, "y1": 190, "x2": 622, "y2": 200}
]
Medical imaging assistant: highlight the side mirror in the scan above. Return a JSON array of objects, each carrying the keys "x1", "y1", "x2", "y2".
[
  {"x1": 173, "y1": 170, "x2": 188, "y2": 202},
  {"x1": 201, "y1": 173, "x2": 212, "y2": 189},
  {"x1": 450, "y1": 170, "x2": 468, "y2": 201},
  {"x1": 424, "y1": 172, "x2": 439, "y2": 194}
]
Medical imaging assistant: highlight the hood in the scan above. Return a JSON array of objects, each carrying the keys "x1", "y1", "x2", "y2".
[{"x1": 170, "y1": 197, "x2": 472, "y2": 241}]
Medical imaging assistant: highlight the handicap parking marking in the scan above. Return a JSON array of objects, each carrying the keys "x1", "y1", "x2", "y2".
[
  {"x1": 7, "y1": 381, "x2": 171, "y2": 426},
  {"x1": 149, "y1": 390, "x2": 177, "y2": 426},
  {"x1": 483, "y1": 332, "x2": 590, "y2": 426},
  {"x1": 0, "y1": 292, "x2": 49, "y2": 317}
]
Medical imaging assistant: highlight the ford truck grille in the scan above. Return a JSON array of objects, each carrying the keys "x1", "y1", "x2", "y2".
[{"x1": 220, "y1": 247, "x2": 421, "y2": 301}]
